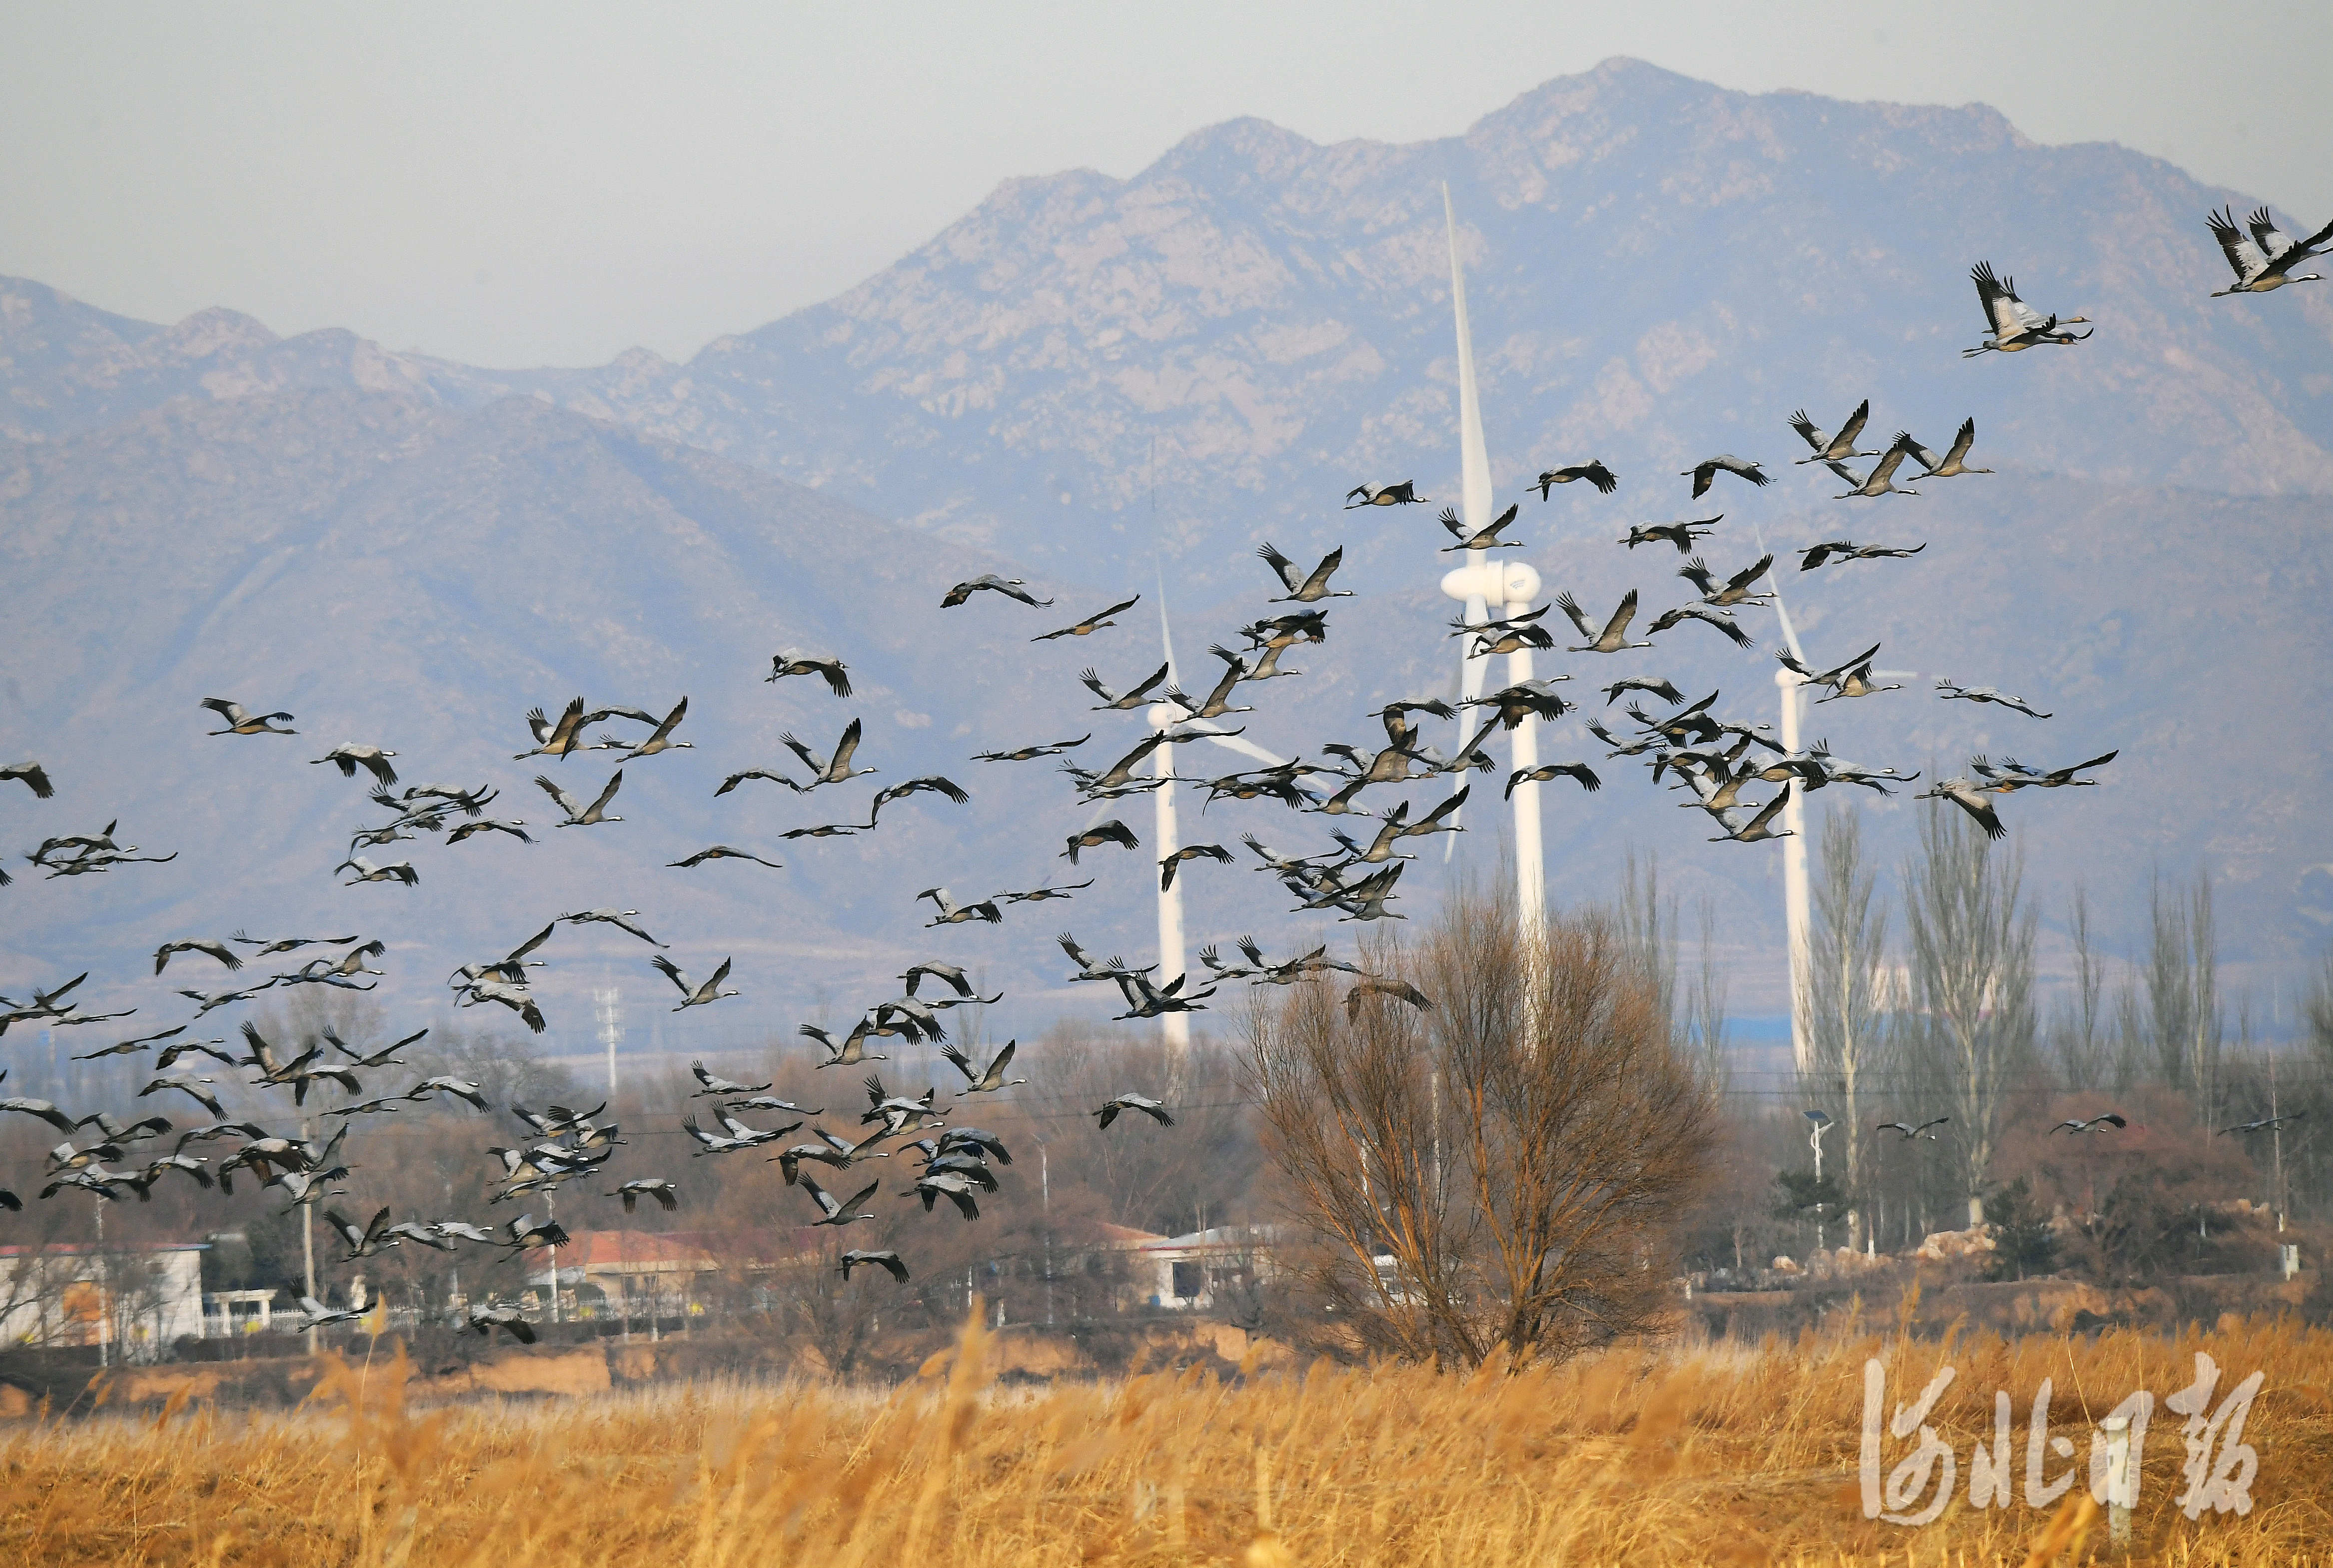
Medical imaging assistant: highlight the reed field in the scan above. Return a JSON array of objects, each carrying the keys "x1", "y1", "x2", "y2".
[{"x1": 0, "y1": 1301, "x2": 2326, "y2": 1568}]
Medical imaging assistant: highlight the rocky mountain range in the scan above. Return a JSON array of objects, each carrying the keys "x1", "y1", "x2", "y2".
[{"x1": 4, "y1": 58, "x2": 2330, "y2": 1062}]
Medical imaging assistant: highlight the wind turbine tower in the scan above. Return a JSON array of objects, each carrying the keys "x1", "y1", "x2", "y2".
[{"x1": 1437, "y1": 185, "x2": 1547, "y2": 939}]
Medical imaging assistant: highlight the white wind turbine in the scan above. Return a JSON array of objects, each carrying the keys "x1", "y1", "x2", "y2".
[
  {"x1": 1081, "y1": 586, "x2": 1291, "y2": 1054},
  {"x1": 1756, "y1": 523, "x2": 1914, "y2": 1076},
  {"x1": 1436, "y1": 185, "x2": 1548, "y2": 939}
]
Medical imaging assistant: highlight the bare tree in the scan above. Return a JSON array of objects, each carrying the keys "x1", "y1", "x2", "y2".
[
  {"x1": 2049, "y1": 883, "x2": 2112, "y2": 1092},
  {"x1": 1616, "y1": 850, "x2": 1729, "y2": 1089},
  {"x1": 2147, "y1": 870, "x2": 2224, "y2": 1118},
  {"x1": 1901, "y1": 800, "x2": 2037, "y2": 1228},
  {"x1": 1800, "y1": 806, "x2": 1888, "y2": 1252},
  {"x1": 1245, "y1": 892, "x2": 1714, "y2": 1368}
]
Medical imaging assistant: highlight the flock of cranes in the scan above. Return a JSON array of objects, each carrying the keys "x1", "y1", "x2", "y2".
[{"x1": 0, "y1": 191, "x2": 2321, "y2": 1332}]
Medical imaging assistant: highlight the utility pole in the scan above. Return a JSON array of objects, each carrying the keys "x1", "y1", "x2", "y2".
[
  {"x1": 1806, "y1": 1110, "x2": 1833, "y2": 1253},
  {"x1": 300, "y1": 1118, "x2": 317, "y2": 1357},
  {"x1": 595, "y1": 985, "x2": 623, "y2": 1095},
  {"x1": 1038, "y1": 1138, "x2": 1054, "y2": 1328},
  {"x1": 2271, "y1": 1056, "x2": 2287, "y2": 1234},
  {"x1": 94, "y1": 1200, "x2": 108, "y2": 1370}
]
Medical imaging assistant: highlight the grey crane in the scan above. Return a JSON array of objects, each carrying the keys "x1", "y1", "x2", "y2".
[
  {"x1": 802, "y1": 1018, "x2": 889, "y2": 1068},
  {"x1": 535, "y1": 770, "x2": 624, "y2": 826},
  {"x1": 1788, "y1": 400, "x2": 1875, "y2": 465},
  {"x1": 941, "y1": 1040, "x2": 1026, "y2": 1094},
  {"x1": 653, "y1": 955, "x2": 738, "y2": 1010},
  {"x1": 200, "y1": 698, "x2": 297, "y2": 736},
  {"x1": 1557, "y1": 590, "x2": 1653, "y2": 654},
  {"x1": 1707, "y1": 786, "x2": 1795, "y2": 845},
  {"x1": 1965, "y1": 261, "x2": 2092, "y2": 355},
  {"x1": 1056, "y1": 931, "x2": 1151, "y2": 983},
  {"x1": 1936, "y1": 679, "x2": 2051, "y2": 720},
  {"x1": 139, "y1": 1074, "x2": 224, "y2": 1118},
  {"x1": 2208, "y1": 205, "x2": 2333, "y2": 296},
  {"x1": 1081, "y1": 662, "x2": 1172, "y2": 713},
  {"x1": 1972, "y1": 751, "x2": 2117, "y2": 791},
  {"x1": 2219, "y1": 1112, "x2": 2309, "y2": 1136},
  {"x1": 558, "y1": 908, "x2": 665, "y2": 946},
  {"x1": 1900, "y1": 418, "x2": 1992, "y2": 477},
  {"x1": 232, "y1": 930, "x2": 363, "y2": 957},
  {"x1": 1506, "y1": 763, "x2": 1599, "y2": 797},
  {"x1": 669, "y1": 844, "x2": 783, "y2": 869},
  {"x1": 1345, "y1": 480, "x2": 1423, "y2": 508},
  {"x1": 1096, "y1": 1093, "x2": 1174, "y2": 1130},
  {"x1": 1463, "y1": 679, "x2": 1573, "y2": 732},
  {"x1": 405, "y1": 1076, "x2": 489, "y2": 1111},
  {"x1": 780, "y1": 718, "x2": 874, "y2": 789},
  {"x1": 690, "y1": 1059, "x2": 772, "y2": 1098},
  {"x1": 335, "y1": 856, "x2": 419, "y2": 887},
  {"x1": 2050, "y1": 1113, "x2": 2128, "y2": 1135},
  {"x1": 760, "y1": 649, "x2": 854, "y2": 704},
  {"x1": 800, "y1": 1173, "x2": 883, "y2": 1227},
  {"x1": 311, "y1": 744, "x2": 399, "y2": 786},
  {"x1": 1438, "y1": 503, "x2": 1522, "y2": 553},
  {"x1": 463, "y1": 979, "x2": 546, "y2": 1033},
  {"x1": 839, "y1": 1249, "x2": 909, "y2": 1282},
  {"x1": 1166, "y1": 658, "x2": 1256, "y2": 722},
  {"x1": 445, "y1": 817, "x2": 532, "y2": 844},
  {"x1": 1, "y1": 761, "x2": 54, "y2": 798},
  {"x1": 865, "y1": 776, "x2": 971, "y2": 828},
  {"x1": 1647, "y1": 603, "x2": 1755, "y2": 649},
  {"x1": 1160, "y1": 843, "x2": 1233, "y2": 891},
  {"x1": 1535, "y1": 460, "x2": 1617, "y2": 497},
  {"x1": 619, "y1": 697, "x2": 692, "y2": 760},
  {"x1": 326, "y1": 1206, "x2": 396, "y2": 1259},
  {"x1": 1622, "y1": 517, "x2": 1721, "y2": 553},
  {"x1": 1257, "y1": 545, "x2": 1352, "y2": 602},
  {"x1": 1682, "y1": 455, "x2": 1770, "y2": 499},
  {"x1": 1877, "y1": 1118, "x2": 1950, "y2": 1140},
  {"x1": 974, "y1": 734, "x2": 1091, "y2": 763},
  {"x1": 942, "y1": 574, "x2": 1053, "y2": 609},
  {"x1": 1826, "y1": 438, "x2": 1924, "y2": 499},
  {"x1": 1679, "y1": 554, "x2": 1775, "y2": 608},
  {"x1": 153, "y1": 938, "x2": 242, "y2": 975},
  {"x1": 297, "y1": 1295, "x2": 368, "y2": 1329},
  {"x1": 468, "y1": 1303, "x2": 539, "y2": 1343},
  {"x1": 1345, "y1": 978, "x2": 1433, "y2": 1017},
  {"x1": 1601, "y1": 677, "x2": 1685, "y2": 707},
  {"x1": 1034, "y1": 595, "x2": 1142, "y2": 641},
  {"x1": 610, "y1": 1178, "x2": 681, "y2": 1212},
  {"x1": 1916, "y1": 777, "x2": 2009, "y2": 841},
  {"x1": 1777, "y1": 643, "x2": 1892, "y2": 703},
  {"x1": 1799, "y1": 540, "x2": 1927, "y2": 571},
  {"x1": 918, "y1": 886, "x2": 1003, "y2": 926},
  {"x1": 908, "y1": 1170, "x2": 983, "y2": 1220},
  {"x1": 1062, "y1": 820, "x2": 1140, "y2": 863}
]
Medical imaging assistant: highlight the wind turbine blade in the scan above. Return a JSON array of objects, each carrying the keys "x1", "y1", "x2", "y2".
[
  {"x1": 1182, "y1": 714, "x2": 1283, "y2": 767},
  {"x1": 1445, "y1": 184, "x2": 1496, "y2": 862},
  {"x1": 1155, "y1": 566, "x2": 1180, "y2": 691},
  {"x1": 1447, "y1": 591, "x2": 1490, "y2": 861},
  {"x1": 1445, "y1": 183, "x2": 1493, "y2": 535},
  {"x1": 1752, "y1": 519, "x2": 1808, "y2": 668},
  {"x1": 1198, "y1": 731, "x2": 1286, "y2": 769}
]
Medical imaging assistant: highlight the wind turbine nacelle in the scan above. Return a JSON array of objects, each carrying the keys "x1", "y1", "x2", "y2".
[{"x1": 1440, "y1": 559, "x2": 1540, "y2": 609}]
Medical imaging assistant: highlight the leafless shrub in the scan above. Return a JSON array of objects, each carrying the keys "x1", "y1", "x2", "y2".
[{"x1": 1245, "y1": 891, "x2": 1714, "y2": 1368}]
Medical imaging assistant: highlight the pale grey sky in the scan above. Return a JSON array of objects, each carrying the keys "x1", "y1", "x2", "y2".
[{"x1": 2, "y1": 0, "x2": 2320, "y2": 368}]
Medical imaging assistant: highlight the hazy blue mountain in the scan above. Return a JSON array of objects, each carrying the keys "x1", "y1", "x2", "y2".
[
  {"x1": 3, "y1": 388, "x2": 2329, "y2": 1072},
  {"x1": 9, "y1": 58, "x2": 2330, "y2": 587}
]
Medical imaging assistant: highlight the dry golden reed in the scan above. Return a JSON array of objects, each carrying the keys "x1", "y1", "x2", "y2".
[{"x1": 1, "y1": 1304, "x2": 2327, "y2": 1566}]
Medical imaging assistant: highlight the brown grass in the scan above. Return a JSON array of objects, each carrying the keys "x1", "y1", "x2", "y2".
[{"x1": 2, "y1": 1305, "x2": 2328, "y2": 1566}]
